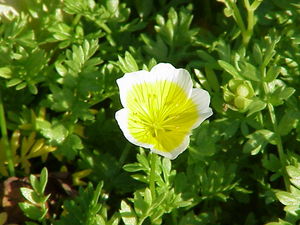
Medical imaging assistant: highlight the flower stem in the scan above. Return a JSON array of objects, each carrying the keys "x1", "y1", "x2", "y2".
[
  {"x1": 0, "y1": 89, "x2": 15, "y2": 176},
  {"x1": 149, "y1": 153, "x2": 156, "y2": 199}
]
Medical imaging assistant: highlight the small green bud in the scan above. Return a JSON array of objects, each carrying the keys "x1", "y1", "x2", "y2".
[
  {"x1": 236, "y1": 84, "x2": 249, "y2": 97},
  {"x1": 234, "y1": 96, "x2": 247, "y2": 110},
  {"x1": 223, "y1": 79, "x2": 255, "y2": 112},
  {"x1": 234, "y1": 96, "x2": 252, "y2": 110}
]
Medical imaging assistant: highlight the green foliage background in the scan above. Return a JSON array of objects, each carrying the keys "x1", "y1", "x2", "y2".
[{"x1": 0, "y1": 0, "x2": 300, "y2": 224}]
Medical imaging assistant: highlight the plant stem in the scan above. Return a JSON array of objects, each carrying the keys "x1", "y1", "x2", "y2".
[
  {"x1": 243, "y1": 8, "x2": 254, "y2": 47},
  {"x1": 262, "y1": 76, "x2": 290, "y2": 191},
  {"x1": 267, "y1": 102, "x2": 290, "y2": 191},
  {"x1": 149, "y1": 153, "x2": 156, "y2": 199},
  {"x1": 227, "y1": 0, "x2": 246, "y2": 34},
  {"x1": 0, "y1": 89, "x2": 15, "y2": 176},
  {"x1": 228, "y1": 0, "x2": 262, "y2": 47}
]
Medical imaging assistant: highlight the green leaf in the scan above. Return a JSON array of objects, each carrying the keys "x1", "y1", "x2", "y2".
[
  {"x1": 286, "y1": 166, "x2": 300, "y2": 180},
  {"x1": 19, "y1": 202, "x2": 47, "y2": 221},
  {"x1": 123, "y1": 163, "x2": 143, "y2": 172},
  {"x1": 218, "y1": 60, "x2": 242, "y2": 79},
  {"x1": 243, "y1": 130, "x2": 276, "y2": 155},
  {"x1": 135, "y1": 0, "x2": 153, "y2": 18},
  {"x1": 265, "y1": 66, "x2": 282, "y2": 82},
  {"x1": 55, "y1": 183, "x2": 105, "y2": 225},
  {"x1": 197, "y1": 50, "x2": 218, "y2": 64},
  {"x1": 262, "y1": 154, "x2": 281, "y2": 172},
  {"x1": 20, "y1": 188, "x2": 39, "y2": 204},
  {"x1": 0, "y1": 67, "x2": 12, "y2": 79},
  {"x1": 15, "y1": 82, "x2": 27, "y2": 90},
  {"x1": 269, "y1": 86, "x2": 295, "y2": 106},
  {"x1": 6, "y1": 78, "x2": 22, "y2": 87},
  {"x1": 29, "y1": 174, "x2": 38, "y2": 195},
  {"x1": 144, "y1": 188, "x2": 152, "y2": 206},
  {"x1": 120, "y1": 200, "x2": 137, "y2": 225},
  {"x1": 286, "y1": 166, "x2": 300, "y2": 189},
  {"x1": 134, "y1": 191, "x2": 149, "y2": 216},
  {"x1": 39, "y1": 167, "x2": 48, "y2": 194},
  {"x1": 252, "y1": 43, "x2": 263, "y2": 65},
  {"x1": 277, "y1": 110, "x2": 300, "y2": 136},
  {"x1": 275, "y1": 191, "x2": 300, "y2": 206},
  {"x1": 238, "y1": 61, "x2": 260, "y2": 81},
  {"x1": 205, "y1": 67, "x2": 220, "y2": 92},
  {"x1": 263, "y1": 35, "x2": 280, "y2": 67},
  {"x1": 162, "y1": 158, "x2": 171, "y2": 179},
  {"x1": 118, "y1": 51, "x2": 139, "y2": 73},
  {"x1": 37, "y1": 120, "x2": 68, "y2": 144},
  {"x1": 247, "y1": 100, "x2": 267, "y2": 116},
  {"x1": 265, "y1": 219, "x2": 293, "y2": 225},
  {"x1": 57, "y1": 134, "x2": 83, "y2": 160},
  {"x1": 280, "y1": 87, "x2": 295, "y2": 100}
]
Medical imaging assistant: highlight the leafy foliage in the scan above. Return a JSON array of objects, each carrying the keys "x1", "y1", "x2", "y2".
[
  {"x1": 19, "y1": 168, "x2": 50, "y2": 222},
  {"x1": 55, "y1": 182, "x2": 119, "y2": 225},
  {"x1": 0, "y1": 0, "x2": 300, "y2": 224}
]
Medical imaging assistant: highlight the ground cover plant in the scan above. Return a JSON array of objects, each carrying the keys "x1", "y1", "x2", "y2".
[{"x1": 0, "y1": 0, "x2": 300, "y2": 224}]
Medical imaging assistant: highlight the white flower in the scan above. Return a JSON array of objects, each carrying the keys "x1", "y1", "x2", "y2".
[{"x1": 115, "y1": 63, "x2": 213, "y2": 159}]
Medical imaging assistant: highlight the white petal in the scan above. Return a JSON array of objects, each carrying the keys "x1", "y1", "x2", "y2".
[
  {"x1": 190, "y1": 88, "x2": 213, "y2": 129},
  {"x1": 150, "y1": 63, "x2": 193, "y2": 97},
  {"x1": 116, "y1": 70, "x2": 149, "y2": 108},
  {"x1": 117, "y1": 63, "x2": 194, "y2": 108},
  {"x1": 115, "y1": 108, "x2": 152, "y2": 149},
  {"x1": 150, "y1": 135, "x2": 190, "y2": 160}
]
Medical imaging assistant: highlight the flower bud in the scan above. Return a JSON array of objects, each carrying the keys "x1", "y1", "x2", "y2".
[{"x1": 223, "y1": 79, "x2": 254, "y2": 112}]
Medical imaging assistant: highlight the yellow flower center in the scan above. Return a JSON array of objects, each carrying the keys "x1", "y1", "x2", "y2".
[{"x1": 126, "y1": 80, "x2": 199, "y2": 152}]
